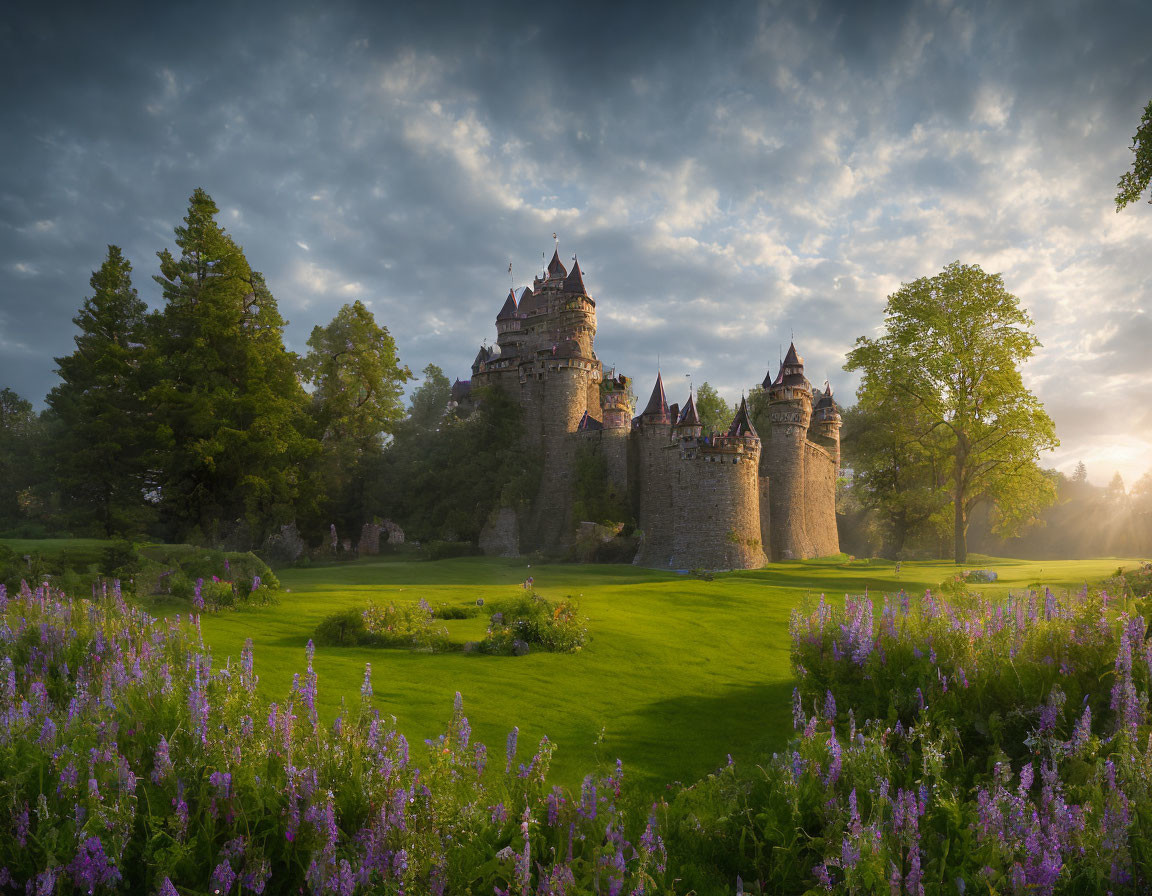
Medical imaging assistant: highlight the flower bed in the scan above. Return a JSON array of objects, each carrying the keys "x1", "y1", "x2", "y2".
[{"x1": 0, "y1": 581, "x2": 668, "y2": 894}]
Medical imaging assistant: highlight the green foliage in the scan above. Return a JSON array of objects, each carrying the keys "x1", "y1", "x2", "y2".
[
  {"x1": 46, "y1": 246, "x2": 154, "y2": 536},
  {"x1": 312, "y1": 607, "x2": 373, "y2": 646},
  {"x1": 361, "y1": 598, "x2": 451, "y2": 650},
  {"x1": 373, "y1": 386, "x2": 540, "y2": 543},
  {"x1": 694, "y1": 382, "x2": 734, "y2": 434},
  {"x1": 1117, "y1": 98, "x2": 1152, "y2": 209},
  {"x1": 0, "y1": 584, "x2": 671, "y2": 895},
  {"x1": 150, "y1": 188, "x2": 320, "y2": 545},
  {"x1": 0, "y1": 389, "x2": 41, "y2": 531},
  {"x1": 424, "y1": 540, "x2": 481, "y2": 561},
  {"x1": 845, "y1": 261, "x2": 1058, "y2": 562},
  {"x1": 301, "y1": 300, "x2": 412, "y2": 533},
  {"x1": 571, "y1": 443, "x2": 632, "y2": 527},
  {"x1": 481, "y1": 591, "x2": 589, "y2": 655},
  {"x1": 407, "y1": 363, "x2": 451, "y2": 431}
]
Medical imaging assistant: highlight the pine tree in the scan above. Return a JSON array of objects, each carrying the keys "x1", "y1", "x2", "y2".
[
  {"x1": 46, "y1": 246, "x2": 153, "y2": 535},
  {"x1": 151, "y1": 189, "x2": 319, "y2": 544},
  {"x1": 0, "y1": 388, "x2": 39, "y2": 529}
]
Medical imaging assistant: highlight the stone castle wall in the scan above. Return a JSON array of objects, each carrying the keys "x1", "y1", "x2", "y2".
[
  {"x1": 631, "y1": 424, "x2": 675, "y2": 567},
  {"x1": 762, "y1": 421, "x2": 813, "y2": 560},
  {"x1": 523, "y1": 367, "x2": 590, "y2": 553},
  {"x1": 669, "y1": 445, "x2": 767, "y2": 569},
  {"x1": 803, "y1": 441, "x2": 840, "y2": 558}
]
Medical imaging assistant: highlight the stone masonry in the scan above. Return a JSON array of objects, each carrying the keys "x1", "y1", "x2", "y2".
[{"x1": 461, "y1": 245, "x2": 841, "y2": 568}]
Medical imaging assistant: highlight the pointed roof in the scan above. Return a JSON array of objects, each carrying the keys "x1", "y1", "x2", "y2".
[
  {"x1": 677, "y1": 392, "x2": 701, "y2": 427},
  {"x1": 815, "y1": 382, "x2": 836, "y2": 411},
  {"x1": 727, "y1": 396, "x2": 758, "y2": 438},
  {"x1": 783, "y1": 341, "x2": 803, "y2": 368},
  {"x1": 497, "y1": 289, "x2": 517, "y2": 321},
  {"x1": 547, "y1": 248, "x2": 567, "y2": 279},
  {"x1": 761, "y1": 368, "x2": 775, "y2": 390},
  {"x1": 563, "y1": 256, "x2": 586, "y2": 294},
  {"x1": 577, "y1": 410, "x2": 603, "y2": 432},
  {"x1": 640, "y1": 373, "x2": 670, "y2": 419},
  {"x1": 472, "y1": 346, "x2": 489, "y2": 368},
  {"x1": 517, "y1": 284, "x2": 535, "y2": 315}
]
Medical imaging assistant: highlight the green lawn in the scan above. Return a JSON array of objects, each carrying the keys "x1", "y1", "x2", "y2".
[
  {"x1": 183, "y1": 552, "x2": 1138, "y2": 795},
  {"x1": 3, "y1": 537, "x2": 1140, "y2": 795}
]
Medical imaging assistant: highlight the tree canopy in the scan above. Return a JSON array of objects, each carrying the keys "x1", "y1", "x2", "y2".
[
  {"x1": 46, "y1": 246, "x2": 153, "y2": 535},
  {"x1": 845, "y1": 261, "x2": 1058, "y2": 562},
  {"x1": 1116, "y1": 98, "x2": 1152, "y2": 209},
  {"x1": 693, "y1": 382, "x2": 734, "y2": 433}
]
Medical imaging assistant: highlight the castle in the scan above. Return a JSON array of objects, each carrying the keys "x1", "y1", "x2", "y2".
[{"x1": 452, "y1": 247, "x2": 841, "y2": 568}]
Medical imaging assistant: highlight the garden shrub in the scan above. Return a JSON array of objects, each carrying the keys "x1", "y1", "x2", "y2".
[
  {"x1": 313, "y1": 607, "x2": 372, "y2": 646},
  {"x1": 362, "y1": 598, "x2": 451, "y2": 651},
  {"x1": 481, "y1": 591, "x2": 588, "y2": 655},
  {"x1": 430, "y1": 602, "x2": 481, "y2": 619}
]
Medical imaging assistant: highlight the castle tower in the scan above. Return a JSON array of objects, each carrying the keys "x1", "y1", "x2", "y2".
[
  {"x1": 674, "y1": 392, "x2": 702, "y2": 438},
  {"x1": 762, "y1": 342, "x2": 815, "y2": 560},
  {"x1": 662, "y1": 396, "x2": 767, "y2": 569},
  {"x1": 632, "y1": 373, "x2": 676, "y2": 566},
  {"x1": 810, "y1": 383, "x2": 842, "y2": 469}
]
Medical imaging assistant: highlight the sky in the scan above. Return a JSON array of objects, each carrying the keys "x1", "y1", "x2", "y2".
[{"x1": 1, "y1": 0, "x2": 1150, "y2": 487}]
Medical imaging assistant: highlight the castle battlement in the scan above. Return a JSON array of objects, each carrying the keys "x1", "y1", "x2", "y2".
[{"x1": 465, "y1": 245, "x2": 840, "y2": 567}]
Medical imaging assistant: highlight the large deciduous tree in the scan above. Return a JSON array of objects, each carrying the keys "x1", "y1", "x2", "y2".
[
  {"x1": 1116, "y1": 99, "x2": 1152, "y2": 209},
  {"x1": 845, "y1": 261, "x2": 1058, "y2": 563},
  {"x1": 301, "y1": 300, "x2": 411, "y2": 530},
  {"x1": 46, "y1": 246, "x2": 153, "y2": 535},
  {"x1": 151, "y1": 188, "x2": 319, "y2": 544}
]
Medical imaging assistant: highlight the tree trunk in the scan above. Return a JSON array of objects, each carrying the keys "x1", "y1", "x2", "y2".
[{"x1": 953, "y1": 448, "x2": 967, "y2": 564}]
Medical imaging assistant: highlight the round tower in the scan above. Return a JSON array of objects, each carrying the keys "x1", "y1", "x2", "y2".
[
  {"x1": 668, "y1": 396, "x2": 767, "y2": 569},
  {"x1": 632, "y1": 373, "x2": 676, "y2": 567},
  {"x1": 761, "y1": 342, "x2": 815, "y2": 560},
  {"x1": 810, "y1": 383, "x2": 842, "y2": 470}
]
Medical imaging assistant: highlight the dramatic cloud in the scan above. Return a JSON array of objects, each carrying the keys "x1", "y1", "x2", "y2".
[{"x1": 1, "y1": 0, "x2": 1150, "y2": 485}]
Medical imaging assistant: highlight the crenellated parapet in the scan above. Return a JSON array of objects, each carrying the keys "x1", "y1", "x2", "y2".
[{"x1": 465, "y1": 242, "x2": 839, "y2": 565}]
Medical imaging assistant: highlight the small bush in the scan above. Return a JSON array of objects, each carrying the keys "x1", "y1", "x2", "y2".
[
  {"x1": 481, "y1": 591, "x2": 588, "y2": 655},
  {"x1": 362, "y1": 599, "x2": 451, "y2": 651},
  {"x1": 314, "y1": 608, "x2": 372, "y2": 646}
]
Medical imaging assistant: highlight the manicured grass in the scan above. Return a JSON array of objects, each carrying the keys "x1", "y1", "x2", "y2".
[
  {"x1": 5, "y1": 536, "x2": 1140, "y2": 794},
  {"x1": 188, "y1": 553, "x2": 1142, "y2": 795}
]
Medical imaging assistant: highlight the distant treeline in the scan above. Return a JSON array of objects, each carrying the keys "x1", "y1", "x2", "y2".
[{"x1": 0, "y1": 189, "x2": 528, "y2": 553}]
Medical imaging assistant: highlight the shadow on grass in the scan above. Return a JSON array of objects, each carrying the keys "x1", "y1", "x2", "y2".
[{"x1": 609, "y1": 679, "x2": 796, "y2": 789}]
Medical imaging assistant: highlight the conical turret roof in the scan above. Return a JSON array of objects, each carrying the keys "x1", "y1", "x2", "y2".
[
  {"x1": 815, "y1": 382, "x2": 836, "y2": 411},
  {"x1": 497, "y1": 289, "x2": 517, "y2": 321},
  {"x1": 563, "y1": 256, "x2": 586, "y2": 294},
  {"x1": 727, "y1": 396, "x2": 758, "y2": 437},
  {"x1": 677, "y1": 392, "x2": 701, "y2": 427},
  {"x1": 517, "y1": 284, "x2": 535, "y2": 315},
  {"x1": 783, "y1": 341, "x2": 803, "y2": 368},
  {"x1": 640, "y1": 373, "x2": 670, "y2": 419},
  {"x1": 547, "y1": 248, "x2": 567, "y2": 279}
]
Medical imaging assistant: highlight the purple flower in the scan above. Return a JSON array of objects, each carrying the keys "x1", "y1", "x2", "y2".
[
  {"x1": 210, "y1": 859, "x2": 236, "y2": 894},
  {"x1": 69, "y1": 837, "x2": 122, "y2": 892},
  {"x1": 505, "y1": 726, "x2": 519, "y2": 773}
]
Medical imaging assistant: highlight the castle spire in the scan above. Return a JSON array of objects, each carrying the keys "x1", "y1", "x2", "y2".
[
  {"x1": 676, "y1": 391, "x2": 701, "y2": 427},
  {"x1": 563, "y1": 256, "x2": 586, "y2": 294},
  {"x1": 640, "y1": 373, "x2": 670, "y2": 420},
  {"x1": 783, "y1": 341, "x2": 803, "y2": 369},
  {"x1": 727, "y1": 395, "x2": 758, "y2": 437},
  {"x1": 547, "y1": 247, "x2": 568, "y2": 279},
  {"x1": 497, "y1": 288, "x2": 517, "y2": 321}
]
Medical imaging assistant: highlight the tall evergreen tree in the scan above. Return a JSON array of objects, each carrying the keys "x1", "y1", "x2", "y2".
[
  {"x1": 46, "y1": 246, "x2": 153, "y2": 535},
  {"x1": 151, "y1": 188, "x2": 319, "y2": 544}
]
